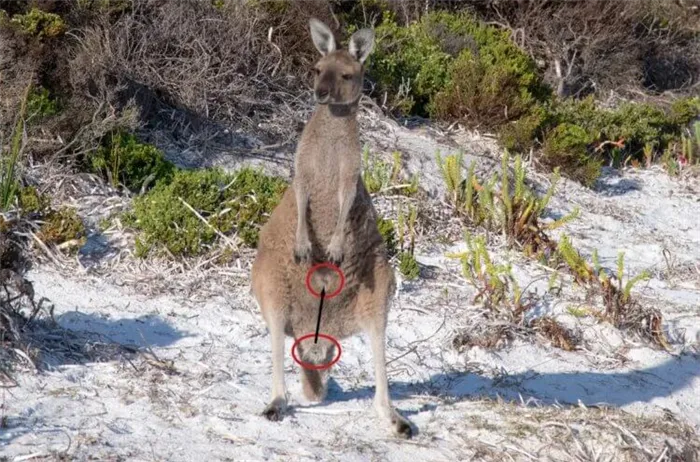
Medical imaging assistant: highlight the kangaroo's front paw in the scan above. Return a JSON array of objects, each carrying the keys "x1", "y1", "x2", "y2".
[
  {"x1": 326, "y1": 235, "x2": 344, "y2": 266},
  {"x1": 262, "y1": 397, "x2": 287, "y2": 422},
  {"x1": 294, "y1": 238, "x2": 312, "y2": 264}
]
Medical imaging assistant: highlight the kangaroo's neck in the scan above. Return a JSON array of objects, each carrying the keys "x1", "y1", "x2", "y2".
[{"x1": 308, "y1": 103, "x2": 359, "y2": 137}]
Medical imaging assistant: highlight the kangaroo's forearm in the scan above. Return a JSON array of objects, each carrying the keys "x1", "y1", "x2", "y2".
[
  {"x1": 295, "y1": 183, "x2": 309, "y2": 239},
  {"x1": 335, "y1": 183, "x2": 357, "y2": 235}
]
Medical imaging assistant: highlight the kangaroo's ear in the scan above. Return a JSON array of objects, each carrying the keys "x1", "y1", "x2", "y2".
[
  {"x1": 348, "y1": 28, "x2": 375, "y2": 64},
  {"x1": 309, "y1": 18, "x2": 336, "y2": 56}
]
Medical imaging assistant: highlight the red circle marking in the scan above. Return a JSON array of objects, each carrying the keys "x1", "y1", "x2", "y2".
[
  {"x1": 305, "y1": 262, "x2": 345, "y2": 299},
  {"x1": 291, "y1": 333, "x2": 342, "y2": 370}
]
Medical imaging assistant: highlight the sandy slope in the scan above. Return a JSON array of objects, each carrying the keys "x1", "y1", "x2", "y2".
[{"x1": 3, "y1": 120, "x2": 700, "y2": 461}]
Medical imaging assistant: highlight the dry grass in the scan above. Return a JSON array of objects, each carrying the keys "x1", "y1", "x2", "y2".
[
  {"x1": 444, "y1": 397, "x2": 700, "y2": 462},
  {"x1": 68, "y1": 0, "x2": 318, "y2": 143}
]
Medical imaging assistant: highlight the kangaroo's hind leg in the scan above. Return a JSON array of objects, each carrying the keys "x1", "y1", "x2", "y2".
[
  {"x1": 358, "y1": 262, "x2": 413, "y2": 438},
  {"x1": 252, "y1": 258, "x2": 289, "y2": 421}
]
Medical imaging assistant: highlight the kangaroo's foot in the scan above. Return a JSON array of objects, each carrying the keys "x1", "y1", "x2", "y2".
[
  {"x1": 375, "y1": 401, "x2": 413, "y2": 439},
  {"x1": 262, "y1": 396, "x2": 287, "y2": 422},
  {"x1": 389, "y1": 408, "x2": 413, "y2": 439}
]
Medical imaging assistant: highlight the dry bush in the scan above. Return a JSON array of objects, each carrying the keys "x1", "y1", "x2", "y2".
[
  {"x1": 472, "y1": 0, "x2": 700, "y2": 97},
  {"x1": 66, "y1": 0, "x2": 337, "y2": 142}
]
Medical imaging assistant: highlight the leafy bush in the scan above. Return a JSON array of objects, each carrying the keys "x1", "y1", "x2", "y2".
[
  {"x1": 19, "y1": 186, "x2": 50, "y2": 214},
  {"x1": 499, "y1": 105, "x2": 550, "y2": 153},
  {"x1": 554, "y1": 99, "x2": 679, "y2": 154},
  {"x1": 91, "y1": 132, "x2": 175, "y2": 193},
  {"x1": 376, "y1": 215, "x2": 397, "y2": 257},
  {"x1": 26, "y1": 87, "x2": 59, "y2": 119},
  {"x1": 670, "y1": 97, "x2": 700, "y2": 127},
  {"x1": 429, "y1": 16, "x2": 546, "y2": 127},
  {"x1": 38, "y1": 207, "x2": 86, "y2": 246},
  {"x1": 370, "y1": 11, "x2": 451, "y2": 115},
  {"x1": 542, "y1": 123, "x2": 601, "y2": 187},
  {"x1": 128, "y1": 167, "x2": 286, "y2": 257},
  {"x1": 370, "y1": 10, "x2": 545, "y2": 126},
  {"x1": 9, "y1": 8, "x2": 65, "y2": 39},
  {"x1": 503, "y1": 95, "x2": 700, "y2": 184}
]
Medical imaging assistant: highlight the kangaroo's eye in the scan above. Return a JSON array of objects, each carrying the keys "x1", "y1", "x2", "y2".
[
  {"x1": 313, "y1": 68, "x2": 321, "y2": 76},
  {"x1": 341, "y1": 74, "x2": 352, "y2": 80}
]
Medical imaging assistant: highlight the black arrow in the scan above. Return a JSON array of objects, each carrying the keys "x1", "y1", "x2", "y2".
[{"x1": 314, "y1": 287, "x2": 326, "y2": 344}]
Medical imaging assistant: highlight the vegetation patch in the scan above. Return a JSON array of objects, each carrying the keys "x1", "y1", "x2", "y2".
[
  {"x1": 439, "y1": 150, "x2": 665, "y2": 349},
  {"x1": 448, "y1": 233, "x2": 578, "y2": 351},
  {"x1": 557, "y1": 238, "x2": 664, "y2": 347},
  {"x1": 396, "y1": 203, "x2": 419, "y2": 280},
  {"x1": 127, "y1": 167, "x2": 286, "y2": 257},
  {"x1": 26, "y1": 87, "x2": 60, "y2": 120},
  {"x1": 1, "y1": 84, "x2": 30, "y2": 212},
  {"x1": 91, "y1": 132, "x2": 175, "y2": 193},
  {"x1": 501, "y1": 96, "x2": 700, "y2": 185},
  {"x1": 38, "y1": 207, "x2": 86, "y2": 248},
  {"x1": 449, "y1": 234, "x2": 531, "y2": 318},
  {"x1": 376, "y1": 215, "x2": 397, "y2": 257},
  {"x1": 437, "y1": 150, "x2": 577, "y2": 254},
  {"x1": 362, "y1": 147, "x2": 418, "y2": 196},
  {"x1": 366, "y1": 7, "x2": 698, "y2": 184},
  {"x1": 376, "y1": 204, "x2": 420, "y2": 280},
  {"x1": 370, "y1": 11, "x2": 545, "y2": 127},
  {"x1": 18, "y1": 186, "x2": 50, "y2": 215},
  {"x1": 8, "y1": 7, "x2": 66, "y2": 39}
]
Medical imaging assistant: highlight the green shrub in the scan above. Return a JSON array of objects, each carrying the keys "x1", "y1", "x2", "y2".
[
  {"x1": 19, "y1": 186, "x2": 50, "y2": 214},
  {"x1": 376, "y1": 215, "x2": 397, "y2": 257},
  {"x1": 128, "y1": 167, "x2": 286, "y2": 257},
  {"x1": 370, "y1": 11, "x2": 546, "y2": 127},
  {"x1": 501, "y1": 94, "x2": 699, "y2": 184},
  {"x1": 10, "y1": 8, "x2": 65, "y2": 39},
  {"x1": 370, "y1": 11, "x2": 451, "y2": 115},
  {"x1": 499, "y1": 105, "x2": 549, "y2": 153},
  {"x1": 26, "y1": 87, "x2": 59, "y2": 119},
  {"x1": 545, "y1": 97, "x2": 688, "y2": 168},
  {"x1": 398, "y1": 251, "x2": 419, "y2": 280},
  {"x1": 542, "y1": 123, "x2": 602, "y2": 187},
  {"x1": 91, "y1": 132, "x2": 175, "y2": 193},
  {"x1": 669, "y1": 97, "x2": 700, "y2": 127},
  {"x1": 429, "y1": 17, "x2": 545, "y2": 127},
  {"x1": 38, "y1": 207, "x2": 86, "y2": 246}
]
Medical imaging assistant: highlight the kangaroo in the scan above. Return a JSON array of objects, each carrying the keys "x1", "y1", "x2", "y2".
[{"x1": 250, "y1": 18, "x2": 413, "y2": 438}]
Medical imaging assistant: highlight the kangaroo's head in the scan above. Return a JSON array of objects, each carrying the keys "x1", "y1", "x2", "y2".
[{"x1": 309, "y1": 18, "x2": 375, "y2": 107}]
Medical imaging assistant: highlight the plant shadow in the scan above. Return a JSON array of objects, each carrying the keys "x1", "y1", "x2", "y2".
[
  {"x1": 593, "y1": 168, "x2": 643, "y2": 196},
  {"x1": 322, "y1": 353, "x2": 700, "y2": 413},
  {"x1": 24, "y1": 311, "x2": 191, "y2": 369}
]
